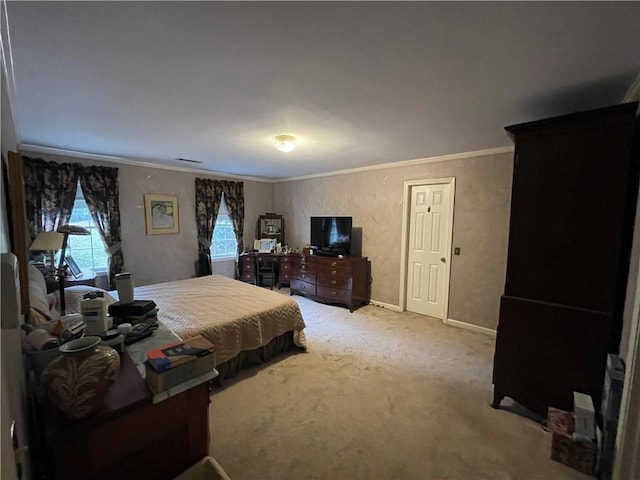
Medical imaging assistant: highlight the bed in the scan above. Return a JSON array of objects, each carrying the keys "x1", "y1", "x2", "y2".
[
  {"x1": 121, "y1": 274, "x2": 308, "y2": 378},
  {"x1": 27, "y1": 268, "x2": 307, "y2": 380}
]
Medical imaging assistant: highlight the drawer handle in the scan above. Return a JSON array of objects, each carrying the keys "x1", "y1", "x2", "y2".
[
  {"x1": 301, "y1": 274, "x2": 305, "y2": 279},
  {"x1": 330, "y1": 280, "x2": 336, "y2": 285},
  {"x1": 331, "y1": 270, "x2": 337, "y2": 275},
  {"x1": 331, "y1": 291, "x2": 337, "y2": 296},
  {"x1": 331, "y1": 262, "x2": 337, "y2": 267}
]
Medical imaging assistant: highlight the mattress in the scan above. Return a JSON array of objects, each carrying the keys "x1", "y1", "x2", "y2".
[{"x1": 129, "y1": 274, "x2": 307, "y2": 365}]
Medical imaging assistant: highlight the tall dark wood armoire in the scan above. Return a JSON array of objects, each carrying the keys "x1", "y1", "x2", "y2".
[{"x1": 492, "y1": 102, "x2": 639, "y2": 416}]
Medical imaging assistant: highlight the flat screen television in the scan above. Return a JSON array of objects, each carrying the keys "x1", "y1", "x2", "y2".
[{"x1": 310, "y1": 216, "x2": 352, "y2": 255}]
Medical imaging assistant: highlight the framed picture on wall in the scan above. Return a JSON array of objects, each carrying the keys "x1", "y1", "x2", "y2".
[{"x1": 144, "y1": 194, "x2": 180, "y2": 235}]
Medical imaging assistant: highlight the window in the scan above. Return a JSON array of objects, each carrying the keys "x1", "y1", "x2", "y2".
[
  {"x1": 210, "y1": 195, "x2": 238, "y2": 260},
  {"x1": 66, "y1": 182, "x2": 109, "y2": 272}
]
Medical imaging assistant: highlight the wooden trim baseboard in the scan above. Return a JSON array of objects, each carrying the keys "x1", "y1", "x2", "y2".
[{"x1": 444, "y1": 318, "x2": 497, "y2": 338}]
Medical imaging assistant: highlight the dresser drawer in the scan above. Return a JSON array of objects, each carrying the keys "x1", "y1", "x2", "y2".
[
  {"x1": 279, "y1": 262, "x2": 291, "y2": 283},
  {"x1": 317, "y1": 274, "x2": 351, "y2": 289},
  {"x1": 279, "y1": 271, "x2": 291, "y2": 283},
  {"x1": 318, "y1": 265, "x2": 351, "y2": 277},
  {"x1": 293, "y1": 271, "x2": 316, "y2": 284},
  {"x1": 279, "y1": 262, "x2": 292, "y2": 273},
  {"x1": 241, "y1": 271, "x2": 256, "y2": 283},
  {"x1": 240, "y1": 258, "x2": 256, "y2": 272},
  {"x1": 320, "y1": 258, "x2": 351, "y2": 269},
  {"x1": 317, "y1": 285, "x2": 351, "y2": 304},
  {"x1": 290, "y1": 279, "x2": 316, "y2": 295},
  {"x1": 298, "y1": 261, "x2": 316, "y2": 273}
]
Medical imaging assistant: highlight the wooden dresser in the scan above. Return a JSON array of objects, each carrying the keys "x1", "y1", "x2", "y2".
[
  {"x1": 40, "y1": 353, "x2": 210, "y2": 480},
  {"x1": 290, "y1": 254, "x2": 371, "y2": 312},
  {"x1": 35, "y1": 321, "x2": 216, "y2": 480}
]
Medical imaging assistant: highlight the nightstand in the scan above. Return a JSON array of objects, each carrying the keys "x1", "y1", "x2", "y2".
[{"x1": 46, "y1": 269, "x2": 97, "y2": 293}]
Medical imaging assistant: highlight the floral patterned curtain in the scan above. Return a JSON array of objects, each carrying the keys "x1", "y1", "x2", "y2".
[
  {"x1": 195, "y1": 178, "x2": 222, "y2": 276},
  {"x1": 194, "y1": 178, "x2": 244, "y2": 277},
  {"x1": 79, "y1": 166, "x2": 124, "y2": 289},
  {"x1": 218, "y1": 180, "x2": 245, "y2": 258},
  {"x1": 23, "y1": 156, "x2": 81, "y2": 242}
]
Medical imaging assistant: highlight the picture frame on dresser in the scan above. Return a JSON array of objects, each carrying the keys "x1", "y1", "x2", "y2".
[{"x1": 258, "y1": 238, "x2": 276, "y2": 253}]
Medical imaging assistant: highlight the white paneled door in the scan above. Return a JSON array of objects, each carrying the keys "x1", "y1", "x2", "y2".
[{"x1": 406, "y1": 183, "x2": 452, "y2": 319}]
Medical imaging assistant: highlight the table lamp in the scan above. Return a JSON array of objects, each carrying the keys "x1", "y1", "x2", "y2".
[
  {"x1": 56, "y1": 225, "x2": 91, "y2": 315},
  {"x1": 29, "y1": 231, "x2": 64, "y2": 278}
]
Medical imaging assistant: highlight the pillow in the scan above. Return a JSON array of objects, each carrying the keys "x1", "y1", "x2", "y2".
[
  {"x1": 59, "y1": 286, "x2": 117, "y2": 315},
  {"x1": 27, "y1": 265, "x2": 59, "y2": 326}
]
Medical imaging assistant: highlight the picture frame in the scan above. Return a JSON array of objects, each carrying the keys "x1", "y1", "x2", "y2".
[
  {"x1": 144, "y1": 194, "x2": 180, "y2": 235},
  {"x1": 258, "y1": 238, "x2": 276, "y2": 253},
  {"x1": 65, "y1": 254, "x2": 83, "y2": 278}
]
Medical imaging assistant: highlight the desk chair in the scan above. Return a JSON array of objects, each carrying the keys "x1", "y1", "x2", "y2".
[{"x1": 256, "y1": 256, "x2": 277, "y2": 289}]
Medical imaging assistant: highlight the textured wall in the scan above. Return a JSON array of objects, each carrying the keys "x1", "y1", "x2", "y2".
[
  {"x1": 20, "y1": 151, "x2": 273, "y2": 286},
  {"x1": 274, "y1": 151, "x2": 513, "y2": 330},
  {"x1": 20, "y1": 147, "x2": 512, "y2": 328}
]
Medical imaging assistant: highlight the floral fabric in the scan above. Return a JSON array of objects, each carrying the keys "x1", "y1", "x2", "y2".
[
  {"x1": 79, "y1": 166, "x2": 124, "y2": 289},
  {"x1": 195, "y1": 178, "x2": 244, "y2": 277},
  {"x1": 22, "y1": 156, "x2": 124, "y2": 289},
  {"x1": 23, "y1": 157, "x2": 81, "y2": 243}
]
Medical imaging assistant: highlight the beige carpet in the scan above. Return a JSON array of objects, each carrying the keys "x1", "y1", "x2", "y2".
[{"x1": 208, "y1": 291, "x2": 590, "y2": 480}]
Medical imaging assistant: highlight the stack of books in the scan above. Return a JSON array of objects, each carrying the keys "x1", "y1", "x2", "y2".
[
  {"x1": 108, "y1": 300, "x2": 158, "y2": 324},
  {"x1": 144, "y1": 335, "x2": 216, "y2": 392}
]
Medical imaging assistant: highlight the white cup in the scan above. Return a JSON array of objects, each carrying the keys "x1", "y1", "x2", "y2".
[
  {"x1": 115, "y1": 272, "x2": 135, "y2": 304},
  {"x1": 117, "y1": 323, "x2": 132, "y2": 335}
]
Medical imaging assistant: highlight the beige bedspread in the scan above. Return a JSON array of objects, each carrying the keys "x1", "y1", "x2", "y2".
[{"x1": 130, "y1": 275, "x2": 307, "y2": 365}]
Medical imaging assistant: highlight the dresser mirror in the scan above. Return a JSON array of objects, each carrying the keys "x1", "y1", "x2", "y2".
[{"x1": 256, "y1": 213, "x2": 285, "y2": 246}]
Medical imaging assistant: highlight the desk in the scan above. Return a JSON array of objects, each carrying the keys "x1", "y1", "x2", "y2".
[
  {"x1": 239, "y1": 252, "x2": 293, "y2": 288},
  {"x1": 40, "y1": 321, "x2": 216, "y2": 480},
  {"x1": 46, "y1": 268, "x2": 97, "y2": 293}
]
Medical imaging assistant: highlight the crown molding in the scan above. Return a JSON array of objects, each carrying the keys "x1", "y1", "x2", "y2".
[
  {"x1": 18, "y1": 144, "x2": 271, "y2": 183},
  {"x1": 274, "y1": 146, "x2": 515, "y2": 183},
  {"x1": 20, "y1": 143, "x2": 515, "y2": 184}
]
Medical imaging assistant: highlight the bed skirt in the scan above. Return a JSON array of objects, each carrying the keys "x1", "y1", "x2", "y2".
[{"x1": 214, "y1": 331, "x2": 303, "y2": 382}]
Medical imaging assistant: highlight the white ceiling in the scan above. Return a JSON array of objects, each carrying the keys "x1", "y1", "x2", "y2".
[{"x1": 3, "y1": 1, "x2": 639, "y2": 180}]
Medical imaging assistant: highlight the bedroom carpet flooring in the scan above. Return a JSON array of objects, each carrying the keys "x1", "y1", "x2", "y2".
[{"x1": 208, "y1": 291, "x2": 591, "y2": 480}]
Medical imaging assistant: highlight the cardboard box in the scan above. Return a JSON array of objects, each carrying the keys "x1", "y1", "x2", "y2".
[
  {"x1": 547, "y1": 407, "x2": 596, "y2": 476},
  {"x1": 145, "y1": 350, "x2": 216, "y2": 393}
]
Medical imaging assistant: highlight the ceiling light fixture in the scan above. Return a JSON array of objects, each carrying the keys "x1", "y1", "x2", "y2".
[{"x1": 274, "y1": 135, "x2": 296, "y2": 153}]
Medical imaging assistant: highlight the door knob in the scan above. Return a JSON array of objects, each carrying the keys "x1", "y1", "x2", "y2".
[{"x1": 440, "y1": 257, "x2": 446, "y2": 263}]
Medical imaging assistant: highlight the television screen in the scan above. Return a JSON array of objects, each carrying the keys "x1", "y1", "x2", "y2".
[{"x1": 310, "y1": 216, "x2": 352, "y2": 254}]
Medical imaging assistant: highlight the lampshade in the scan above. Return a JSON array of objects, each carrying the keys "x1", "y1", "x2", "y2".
[
  {"x1": 29, "y1": 231, "x2": 64, "y2": 251},
  {"x1": 274, "y1": 135, "x2": 296, "y2": 153}
]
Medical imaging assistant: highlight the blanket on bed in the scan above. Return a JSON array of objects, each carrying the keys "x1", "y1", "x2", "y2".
[{"x1": 125, "y1": 275, "x2": 307, "y2": 365}]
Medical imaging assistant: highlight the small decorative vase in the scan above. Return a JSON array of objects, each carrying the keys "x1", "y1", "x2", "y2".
[{"x1": 41, "y1": 336, "x2": 120, "y2": 419}]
